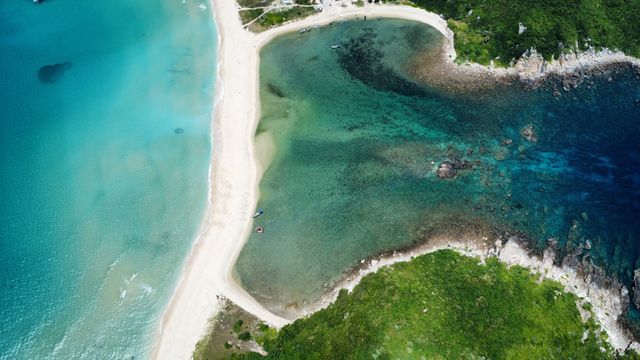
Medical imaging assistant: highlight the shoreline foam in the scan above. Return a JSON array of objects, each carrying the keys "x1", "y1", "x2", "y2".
[{"x1": 152, "y1": 2, "x2": 640, "y2": 359}]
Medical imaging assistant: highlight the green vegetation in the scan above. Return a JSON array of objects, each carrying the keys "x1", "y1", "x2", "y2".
[
  {"x1": 233, "y1": 320, "x2": 245, "y2": 333},
  {"x1": 222, "y1": 250, "x2": 638, "y2": 359},
  {"x1": 255, "y1": 7, "x2": 317, "y2": 30},
  {"x1": 237, "y1": 0, "x2": 272, "y2": 8},
  {"x1": 242, "y1": 6, "x2": 317, "y2": 32},
  {"x1": 194, "y1": 301, "x2": 274, "y2": 360},
  {"x1": 410, "y1": 0, "x2": 640, "y2": 65},
  {"x1": 239, "y1": 9, "x2": 264, "y2": 25}
]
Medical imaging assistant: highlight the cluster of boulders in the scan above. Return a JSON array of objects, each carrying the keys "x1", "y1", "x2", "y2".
[
  {"x1": 561, "y1": 73, "x2": 584, "y2": 91},
  {"x1": 436, "y1": 153, "x2": 473, "y2": 179},
  {"x1": 436, "y1": 162, "x2": 456, "y2": 179},
  {"x1": 633, "y1": 270, "x2": 640, "y2": 310},
  {"x1": 519, "y1": 124, "x2": 537, "y2": 142}
]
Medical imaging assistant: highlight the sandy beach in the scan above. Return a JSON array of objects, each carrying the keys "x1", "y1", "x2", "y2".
[
  {"x1": 151, "y1": 1, "x2": 640, "y2": 359},
  {"x1": 150, "y1": 0, "x2": 289, "y2": 358}
]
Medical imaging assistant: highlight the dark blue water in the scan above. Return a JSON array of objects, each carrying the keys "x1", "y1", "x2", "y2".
[
  {"x1": 235, "y1": 19, "x2": 640, "y2": 320},
  {"x1": 496, "y1": 72, "x2": 640, "y2": 280}
]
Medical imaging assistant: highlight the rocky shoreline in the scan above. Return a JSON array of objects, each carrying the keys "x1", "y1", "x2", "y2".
[
  {"x1": 410, "y1": 36, "x2": 640, "y2": 94},
  {"x1": 302, "y1": 228, "x2": 640, "y2": 353}
]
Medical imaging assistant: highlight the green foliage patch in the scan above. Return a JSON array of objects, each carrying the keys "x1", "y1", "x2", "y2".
[
  {"x1": 257, "y1": 7, "x2": 317, "y2": 28},
  {"x1": 411, "y1": 0, "x2": 640, "y2": 65},
  {"x1": 227, "y1": 250, "x2": 637, "y2": 359},
  {"x1": 239, "y1": 9, "x2": 265, "y2": 25},
  {"x1": 237, "y1": 0, "x2": 272, "y2": 9},
  {"x1": 233, "y1": 320, "x2": 245, "y2": 333}
]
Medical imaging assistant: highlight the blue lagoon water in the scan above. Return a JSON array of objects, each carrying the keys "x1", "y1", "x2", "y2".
[
  {"x1": 236, "y1": 19, "x2": 640, "y2": 318},
  {"x1": 0, "y1": 1, "x2": 216, "y2": 358}
]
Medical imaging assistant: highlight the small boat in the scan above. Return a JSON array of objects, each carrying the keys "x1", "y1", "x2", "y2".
[
  {"x1": 255, "y1": 226, "x2": 264, "y2": 233},
  {"x1": 331, "y1": 44, "x2": 341, "y2": 49},
  {"x1": 252, "y1": 208, "x2": 264, "y2": 218}
]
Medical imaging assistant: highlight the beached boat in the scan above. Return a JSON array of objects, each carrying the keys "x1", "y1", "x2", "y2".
[{"x1": 252, "y1": 208, "x2": 264, "y2": 218}]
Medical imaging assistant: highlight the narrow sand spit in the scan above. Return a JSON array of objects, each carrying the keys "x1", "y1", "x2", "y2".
[
  {"x1": 151, "y1": 0, "x2": 289, "y2": 358},
  {"x1": 151, "y1": 2, "x2": 639, "y2": 359}
]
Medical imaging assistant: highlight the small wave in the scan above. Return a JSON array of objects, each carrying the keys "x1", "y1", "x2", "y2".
[
  {"x1": 139, "y1": 282, "x2": 154, "y2": 295},
  {"x1": 119, "y1": 288, "x2": 127, "y2": 302},
  {"x1": 128, "y1": 273, "x2": 138, "y2": 283},
  {"x1": 118, "y1": 273, "x2": 139, "y2": 303}
]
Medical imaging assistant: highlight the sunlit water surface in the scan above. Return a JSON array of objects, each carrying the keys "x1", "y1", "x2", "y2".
[{"x1": 0, "y1": 1, "x2": 216, "y2": 358}]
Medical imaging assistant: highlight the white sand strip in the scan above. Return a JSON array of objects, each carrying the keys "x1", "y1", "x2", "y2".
[{"x1": 150, "y1": 0, "x2": 289, "y2": 358}]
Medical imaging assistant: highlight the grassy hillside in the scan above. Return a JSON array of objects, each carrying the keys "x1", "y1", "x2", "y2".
[
  {"x1": 206, "y1": 250, "x2": 638, "y2": 359},
  {"x1": 411, "y1": 0, "x2": 640, "y2": 65}
]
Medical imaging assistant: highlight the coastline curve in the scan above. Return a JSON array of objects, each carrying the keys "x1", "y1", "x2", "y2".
[{"x1": 152, "y1": 1, "x2": 640, "y2": 359}]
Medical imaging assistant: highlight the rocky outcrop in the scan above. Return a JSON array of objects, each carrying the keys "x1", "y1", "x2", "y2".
[
  {"x1": 436, "y1": 161, "x2": 456, "y2": 179},
  {"x1": 633, "y1": 269, "x2": 640, "y2": 309},
  {"x1": 519, "y1": 124, "x2": 537, "y2": 142},
  {"x1": 436, "y1": 151, "x2": 474, "y2": 179}
]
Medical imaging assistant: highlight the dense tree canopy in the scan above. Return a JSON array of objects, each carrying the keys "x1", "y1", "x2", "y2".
[{"x1": 413, "y1": 0, "x2": 640, "y2": 65}]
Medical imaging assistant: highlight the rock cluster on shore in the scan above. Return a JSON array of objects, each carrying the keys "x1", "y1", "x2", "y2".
[
  {"x1": 634, "y1": 270, "x2": 640, "y2": 310},
  {"x1": 410, "y1": 39, "x2": 640, "y2": 94},
  {"x1": 309, "y1": 229, "x2": 640, "y2": 353}
]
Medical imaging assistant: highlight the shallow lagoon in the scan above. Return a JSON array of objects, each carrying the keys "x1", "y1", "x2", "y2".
[{"x1": 235, "y1": 19, "x2": 640, "y2": 317}]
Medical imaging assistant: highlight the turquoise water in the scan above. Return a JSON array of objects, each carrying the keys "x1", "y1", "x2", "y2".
[
  {"x1": 235, "y1": 19, "x2": 640, "y2": 318},
  {"x1": 0, "y1": 1, "x2": 216, "y2": 358}
]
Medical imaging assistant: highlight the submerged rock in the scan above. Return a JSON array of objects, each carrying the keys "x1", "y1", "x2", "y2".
[
  {"x1": 519, "y1": 124, "x2": 538, "y2": 142},
  {"x1": 37, "y1": 62, "x2": 72, "y2": 83},
  {"x1": 266, "y1": 82, "x2": 286, "y2": 98},
  {"x1": 174, "y1": 128, "x2": 184, "y2": 134},
  {"x1": 436, "y1": 162, "x2": 457, "y2": 179}
]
